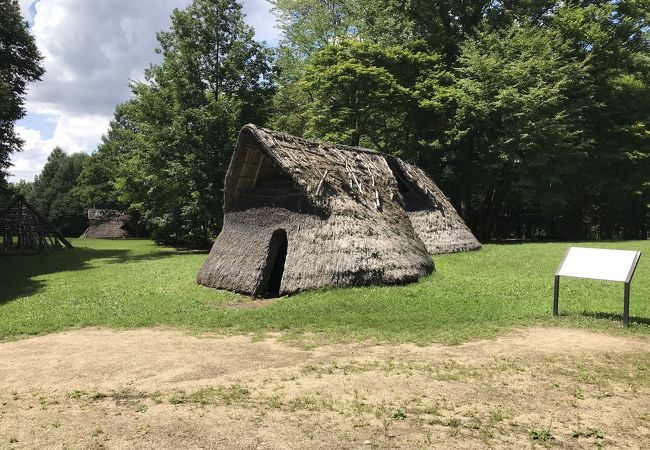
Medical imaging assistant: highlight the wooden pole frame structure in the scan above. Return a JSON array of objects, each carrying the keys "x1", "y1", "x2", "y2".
[{"x1": 0, "y1": 195, "x2": 72, "y2": 255}]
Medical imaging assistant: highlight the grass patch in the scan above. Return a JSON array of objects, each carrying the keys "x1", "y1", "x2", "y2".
[
  {"x1": 169, "y1": 385, "x2": 251, "y2": 406},
  {"x1": 529, "y1": 427, "x2": 553, "y2": 442},
  {"x1": 572, "y1": 428, "x2": 604, "y2": 439},
  {"x1": 1, "y1": 239, "x2": 649, "y2": 343}
]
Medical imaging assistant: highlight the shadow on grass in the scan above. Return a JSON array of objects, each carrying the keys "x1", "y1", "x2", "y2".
[
  {"x1": 0, "y1": 247, "x2": 176, "y2": 305},
  {"x1": 581, "y1": 311, "x2": 650, "y2": 326}
]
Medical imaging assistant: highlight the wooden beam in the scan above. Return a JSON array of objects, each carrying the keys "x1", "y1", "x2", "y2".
[{"x1": 251, "y1": 152, "x2": 265, "y2": 189}]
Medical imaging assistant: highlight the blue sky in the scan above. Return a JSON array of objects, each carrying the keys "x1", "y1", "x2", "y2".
[{"x1": 11, "y1": 0, "x2": 281, "y2": 182}]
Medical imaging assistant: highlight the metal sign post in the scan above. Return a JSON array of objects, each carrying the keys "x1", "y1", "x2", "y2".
[{"x1": 553, "y1": 247, "x2": 642, "y2": 326}]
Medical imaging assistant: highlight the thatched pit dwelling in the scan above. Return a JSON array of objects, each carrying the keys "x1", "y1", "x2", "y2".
[
  {"x1": 80, "y1": 209, "x2": 130, "y2": 239},
  {"x1": 197, "y1": 125, "x2": 479, "y2": 297},
  {"x1": 387, "y1": 158, "x2": 481, "y2": 254}
]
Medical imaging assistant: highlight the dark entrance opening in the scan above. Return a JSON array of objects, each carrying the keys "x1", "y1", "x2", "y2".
[
  {"x1": 260, "y1": 229, "x2": 288, "y2": 297},
  {"x1": 391, "y1": 166, "x2": 429, "y2": 212}
]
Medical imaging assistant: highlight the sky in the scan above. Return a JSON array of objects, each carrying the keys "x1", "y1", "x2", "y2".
[{"x1": 10, "y1": 0, "x2": 281, "y2": 182}]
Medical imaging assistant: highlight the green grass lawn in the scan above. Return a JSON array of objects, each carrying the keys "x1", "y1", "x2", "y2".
[{"x1": 1, "y1": 239, "x2": 648, "y2": 343}]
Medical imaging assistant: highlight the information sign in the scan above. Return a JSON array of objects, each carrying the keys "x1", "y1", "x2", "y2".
[{"x1": 553, "y1": 247, "x2": 641, "y2": 326}]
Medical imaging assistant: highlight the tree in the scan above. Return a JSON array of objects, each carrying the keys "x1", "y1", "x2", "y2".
[
  {"x1": 9, "y1": 179, "x2": 33, "y2": 199},
  {"x1": 288, "y1": 40, "x2": 453, "y2": 164},
  {"x1": 271, "y1": 1, "x2": 512, "y2": 61},
  {"x1": 74, "y1": 106, "x2": 134, "y2": 211},
  {"x1": 108, "y1": 0, "x2": 272, "y2": 246},
  {"x1": 548, "y1": 1, "x2": 650, "y2": 239},
  {"x1": 31, "y1": 148, "x2": 89, "y2": 236},
  {"x1": 271, "y1": 0, "x2": 357, "y2": 58},
  {"x1": 0, "y1": 0, "x2": 44, "y2": 184},
  {"x1": 447, "y1": 23, "x2": 594, "y2": 240},
  {"x1": 270, "y1": 1, "x2": 650, "y2": 241}
]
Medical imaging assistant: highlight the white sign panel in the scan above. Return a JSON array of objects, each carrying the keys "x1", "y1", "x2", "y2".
[{"x1": 556, "y1": 247, "x2": 640, "y2": 283}]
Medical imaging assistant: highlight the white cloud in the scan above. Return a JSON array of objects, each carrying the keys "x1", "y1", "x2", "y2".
[
  {"x1": 9, "y1": 0, "x2": 281, "y2": 183},
  {"x1": 243, "y1": 0, "x2": 280, "y2": 44},
  {"x1": 18, "y1": 0, "x2": 34, "y2": 19},
  {"x1": 13, "y1": 115, "x2": 111, "y2": 180},
  {"x1": 10, "y1": 127, "x2": 48, "y2": 181},
  {"x1": 26, "y1": 0, "x2": 189, "y2": 118}
]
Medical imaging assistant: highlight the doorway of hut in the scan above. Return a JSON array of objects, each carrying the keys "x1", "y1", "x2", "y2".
[{"x1": 260, "y1": 229, "x2": 288, "y2": 297}]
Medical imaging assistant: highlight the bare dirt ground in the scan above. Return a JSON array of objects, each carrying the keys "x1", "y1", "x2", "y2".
[{"x1": 0, "y1": 327, "x2": 648, "y2": 449}]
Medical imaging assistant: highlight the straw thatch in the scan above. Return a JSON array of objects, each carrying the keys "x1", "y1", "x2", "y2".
[
  {"x1": 387, "y1": 158, "x2": 481, "y2": 254},
  {"x1": 197, "y1": 125, "x2": 433, "y2": 296},
  {"x1": 198, "y1": 125, "x2": 479, "y2": 297},
  {"x1": 80, "y1": 209, "x2": 130, "y2": 239}
]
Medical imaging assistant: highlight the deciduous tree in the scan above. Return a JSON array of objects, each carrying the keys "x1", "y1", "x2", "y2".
[
  {"x1": 0, "y1": 0, "x2": 44, "y2": 184},
  {"x1": 105, "y1": 0, "x2": 273, "y2": 245}
]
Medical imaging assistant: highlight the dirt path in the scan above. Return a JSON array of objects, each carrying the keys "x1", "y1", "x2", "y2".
[{"x1": 0, "y1": 327, "x2": 648, "y2": 449}]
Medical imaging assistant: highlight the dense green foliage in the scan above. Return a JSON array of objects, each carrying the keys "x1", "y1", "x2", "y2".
[
  {"x1": 11, "y1": 0, "x2": 649, "y2": 243},
  {"x1": 1, "y1": 239, "x2": 649, "y2": 343},
  {"x1": 89, "y1": 0, "x2": 272, "y2": 246},
  {"x1": 282, "y1": 41, "x2": 453, "y2": 158},
  {"x1": 271, "y1": 0, "x2": 650, "y2": 241},
  {"x1": 448, "y1": 24, "x2": 594, "y2": 240},
  {"x1": 4, "y1": 145, "x2": 127, "y2": 236},
  {"x1": 0, "y1": 0, "x2": 44, "y2": 186},
  {"x1": 27, "y1": 148, "x2": 89, "y2": 236}
]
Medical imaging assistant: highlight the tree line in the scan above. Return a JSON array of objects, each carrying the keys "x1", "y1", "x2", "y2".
[{"x1": 3, "y1": 0, "x2": 649, "y2": 245}]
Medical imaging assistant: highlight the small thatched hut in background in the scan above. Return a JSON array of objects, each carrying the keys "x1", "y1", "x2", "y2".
[
  {"x1": 197, "y1": 125, "x2": 480, "y2": 297},
  {"x1": 80, "y1": 209, "x2": 130, "y2": 239}
]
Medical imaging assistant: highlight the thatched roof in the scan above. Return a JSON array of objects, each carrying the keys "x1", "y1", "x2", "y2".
[
  {"x1": 80, "y1": 209, "x2": 130, "y2": 239},
  {"x1": 388, "y1": 158, "x2": 481, "y2": 254},
  {"x1": 197, "y1": 125, "x2": 479, "y2": 296}
]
